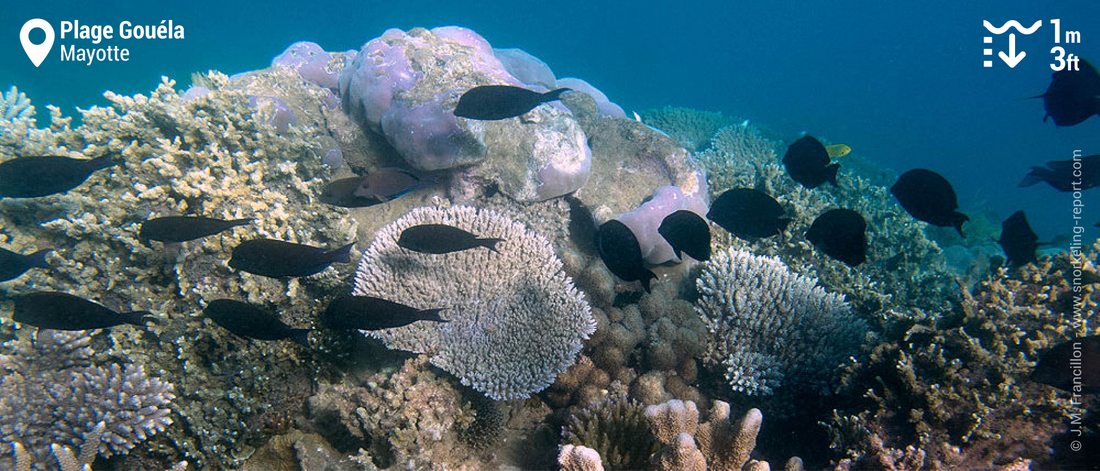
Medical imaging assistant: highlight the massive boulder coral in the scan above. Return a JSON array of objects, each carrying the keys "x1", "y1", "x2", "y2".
[
  {"x1": 353, "y1": 205, "x2": 595, "y2": 400},
  {"x1": 0, "y1": 330, "x2": 173, "y2": 469},
  {"x1": 339, "y1": 26, "x2": 592, "y2": 201},
  {"x1": 696, "y1": 247, "x2": 867, "y2": 396}
]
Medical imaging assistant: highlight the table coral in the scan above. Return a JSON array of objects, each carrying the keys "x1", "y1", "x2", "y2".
[{"x1": 353, "y1": 205, "x2": 594, "y2": 400}]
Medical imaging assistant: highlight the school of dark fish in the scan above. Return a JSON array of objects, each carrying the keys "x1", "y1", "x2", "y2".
[{"x1": 2, "y1": 59, "x2": 1098, "y2": 399}]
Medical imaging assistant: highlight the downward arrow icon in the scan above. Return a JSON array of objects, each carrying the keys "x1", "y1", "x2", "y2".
[{"x1": 998, "y1": 33, "x2": 1026, "y2": 68}]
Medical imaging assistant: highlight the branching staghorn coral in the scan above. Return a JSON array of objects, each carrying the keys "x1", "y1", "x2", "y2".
[
  {"x1": 639, "y1": 107, "x2": 741, "y2": 152},
  {"x1": 832, "y1": 246, "x2": 1099, "y2": 468},
  {"x1": 0, "y1": 330, "x2": 173, "y2": 470},
  {"x1": 354, "y1": 205, "x2": 595, "y2": 400},
  {"x1": 696, "y1": 247, "x2": 867, "y2": 396},
  {"x1": 0, "y1": 71, "x2": 359, "y2": 468}
]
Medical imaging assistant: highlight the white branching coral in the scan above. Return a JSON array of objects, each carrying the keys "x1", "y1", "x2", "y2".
[
  {"x1": 695, "y1": 248, "x2": 867, "y2": 396},
  {"x1": 0, "y1": 330, "x2": 174, "y2": 468},
  {"x1": 354, "y1": 205, "x2": 595, "y2": 400}
]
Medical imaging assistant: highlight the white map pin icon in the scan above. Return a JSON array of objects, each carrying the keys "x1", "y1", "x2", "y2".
[{"x1": 20, "y1": 19, "x2": 54, "y2": 68}]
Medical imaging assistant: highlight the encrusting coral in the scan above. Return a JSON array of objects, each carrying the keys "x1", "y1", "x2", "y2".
[
  {"x1": 353, "y1": 205, "x2": 595, "y2": 400},
  {"x1": 696, "y1": 247, "x2": 867, "y2": 396},
  {"x1": 0, "y1": 329, "x2": 173, "y2": 470}
]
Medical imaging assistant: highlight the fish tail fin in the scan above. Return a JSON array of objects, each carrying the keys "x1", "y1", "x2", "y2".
[
  {"x1": 123, "y1": 311, "x2": 155, "y2": 327},
  {"x1": 1018, "y1": 167, "x2": 1050, "y2": 187},
  {"x1": 25, "y1": 249, "x2": 51, "y2": 269},
  {"x1": 953, "y1": 213, "x2": 970, "y2": 237},
  {"x1": 478, "y1": 238, "x2": 505, "y2": 253},
  {"x1": 328, "y1": 242, "x2": 356, "y2": 263},
  {"x1": 641, "y1": 270, "x2": 657, "y2": 293},
  {"x1": 417, "y1": 308, "x2": 449, "y2": 323},
  {"x1": 87, "y1": 155, "x2": 118, "y2": 171},
  {"x1": 541, "y1": 88, "x2": 572, "y2": 102},
  {"x1": 289, "y1": 329, "x2": 311, "y2": 347},
  {"x1": 826, "y1": 164, "x2": 840, "y2": 186},
  {"x1": 229, "y1": 218, "x2": 254, "y2": 228}
]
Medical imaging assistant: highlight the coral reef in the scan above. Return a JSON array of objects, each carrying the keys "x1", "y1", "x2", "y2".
[
  {"x1": 0, "y1": 70, "x2": 359, "y2": 467},
  {"x1": 639, "y1": 107, "x2": 741, "y2": 152},
  {"x1": 831, "y1": 247, "x2": 1099, "y2": 468},
  {"x1": 306, "y1": 357, "x2": 479, "y2": 469},
  {"x1": 0, "y1": 329, "x2": 173, "y2": 469},
  {"x1": 560, "y1": 395, "x2": 658, "y2": 470},
  {"x1": 561, "y1": 397, "x2": 794, "y2": 470},
  {"x1": 353, "y1": 205, "x2": 595, "y2": 400},
  {"x1": 339, "y1": 27, "x2": 591, "y2": 201},
  {"x1": 696, "y1": 247, "x2": 867, "y2": 396},
  {"x1": 696, "y1": 125, "x2": 956, "y2": 317}
]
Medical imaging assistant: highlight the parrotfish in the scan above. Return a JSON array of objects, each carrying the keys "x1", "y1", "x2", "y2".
[
  {"x1": 454, "y1": 85, "x2": 571, "y2": 120},
  {"x1": 657, "y1": 210, "x2": 711, "y2": 261},
  {"x1": 890, "y1": 169, "x2": 969, "y2": 236},
  {"x1": 320, "y1": 176, "x2": 382, "y2": 208},
  {"x1": 229, "y1": 238, "x2": 354, "y2": 277},
  {"x1": 140, "y1": 216, "x2": 252, "y2": 243},
  {"x1": 320, "y1": 295, "x2": 447, "y2": 331},
  {"x1": 597, "y1": 219, "x2": 656, "y2": 292},
  {"x1": 0, "y1": 155, "x2": 116, "y2": 198},
  {"x1": 1037, "y1": 58, "x2": 1100, "y2": 126},
  {"x1": 13, "y1": 291, "x2": 152, "y2": 330},
  {"x1": 1031, "y1": 335, "x2": 1100, "y2": 394},
  {"x1": 706, "y1": 188, "x2": 790, "y2": 240},
  {"x1": 0, "y1": 247, "x2": 50, "y2": 282},
  {"x1": 783, "y1": 135, "x2": 839, "y2": 189},
  {"x1": 805, "y1": 208, "x2": 868, "y2": 267},
  {"x1": 1018, "y1": 155, "x2": 1100, "y2": 192},
  {"x1": 998, "y1": 210, "x2": 1039, "y2": 267},
  {"x1": 355, "y1": 167, "x2": 427, "y2": 201},
  {"x1": 397, "y1": 224, "x2": 502, "y2": 254},
  {"x1": 203, "y1": 299, "x2": 310, "y2": 346}
]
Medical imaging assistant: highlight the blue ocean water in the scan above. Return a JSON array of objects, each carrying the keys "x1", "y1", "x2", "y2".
[{"x1": 2, "y1": 0, "x2": 1098, "y2": 242}]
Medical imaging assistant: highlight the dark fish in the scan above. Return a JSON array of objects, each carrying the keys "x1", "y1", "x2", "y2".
[
  {"x1": 890, "y1": 168, "x2": 969, "y2": 236},
  {"x1": 229, "y1": 238, "x2": 354, "y2": 278},
  {"x1": 0, "y1": 155, "x2": 116, "y2": 198},
  {"x1": 565, "y1": 195, "x2": 599, "y2": 254},
  {"x1": 706, "y1": 188, "x2": 791, "y2": 240},
  {"x1": 203, "y1": 299, "x2": 310, "y2": 346},
  {"x1": 0, "y1": 247, "x2": 50, "y2": 282},
  {"x1": 319, "y1": 176, "x2": 382, "y2": 208},
  {"x1": 657, "y1": 210, "x2": 711, "y2": 261},
  {"x1": 13, "y1": 292, "x2": 151, "y2": 330},
  {"x1": 998, "y1": 210, "x2": 1039, "y2": 267},
  {"x1": 1037, "y1": 58, "x2": 1100, "y2": 126},
  {"x1": 454, "y1": 85, "x2": 571, "y2": 120},
  {"x1": 805, "y1": 208, "x2": 867, "y2": 267},
  {"x1": 1031, "y1": 335, "x2": 1100, "y2": 394},
  {"x1": 397, "y1": 224, "x2": 502, "y2": 254},
  {"x1": 320, "y1": 295, "x2": 447, "y2": 331},
  {"x1": 355, "y1": 168, "x2": 426, "y2": 201},
  {"x1": 597, "y1": 219, "x2": 656, "y2": 292},
  {"x1": 1018, "y1": 155, "x2": 1100, "y2": 192},
  {"x1": 782, "y1": 135, "x2": 839, "y2": 189},
  {"x1": 140, "y1": 216, "x2": 252, "y2": 243}
]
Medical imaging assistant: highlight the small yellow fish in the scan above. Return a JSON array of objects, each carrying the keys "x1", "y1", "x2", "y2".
[{"x1": 826, "y1": 144, "x2": 852, "y2": 158}]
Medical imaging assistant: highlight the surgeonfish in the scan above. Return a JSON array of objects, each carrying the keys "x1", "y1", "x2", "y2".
[
  {"x1": 229, "y1": 239, "x2": 354, "y2": 278},
  {"x1": 13, "y1": 291, "x2": 152, "y2": 330},
  {"x1": 454, "y1": 85, "x2": 571, "y2": 120},
  {"x1": 0, "y1": 155, "x2": 116, "y2": 198},
  {"x1": 397, "y1": 224, "x2": 503, "y2": 254}
]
